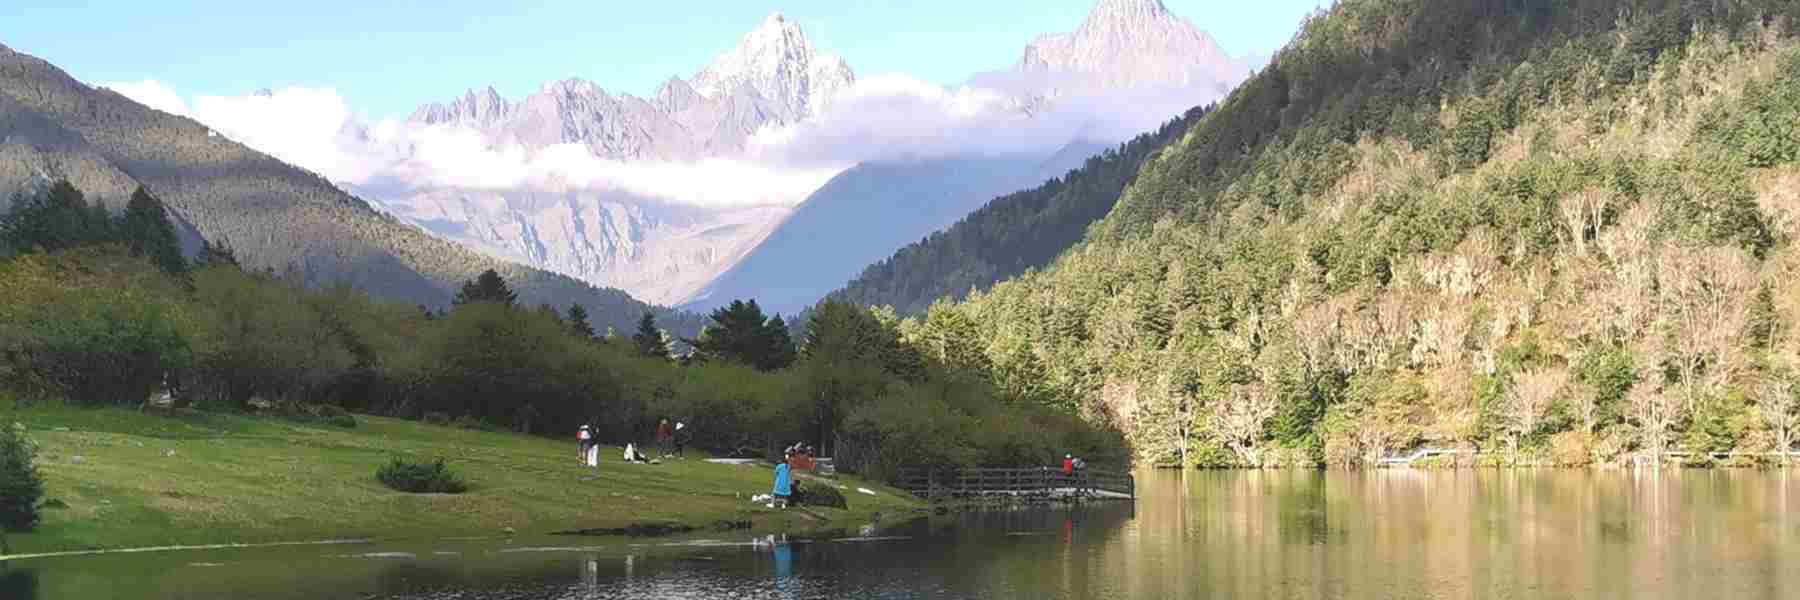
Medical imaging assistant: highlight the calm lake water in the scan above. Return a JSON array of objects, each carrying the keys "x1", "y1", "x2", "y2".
[{"x1": 7, "y1": 469, "x2": 1798, "y2": 599}]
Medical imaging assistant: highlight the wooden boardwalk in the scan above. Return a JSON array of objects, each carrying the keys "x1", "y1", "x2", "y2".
[{"x1": 893, "y1": 467, "x2": 1134, "y2": 501}]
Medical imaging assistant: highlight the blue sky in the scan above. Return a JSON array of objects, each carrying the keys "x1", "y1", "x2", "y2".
[{"x1": 2, "y1": 0, "x2": 1327, "y2": 120}]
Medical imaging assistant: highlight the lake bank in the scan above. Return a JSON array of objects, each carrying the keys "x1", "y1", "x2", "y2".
[{"x1": 0, "y1": 406, "x2": 924, "y2": 555}]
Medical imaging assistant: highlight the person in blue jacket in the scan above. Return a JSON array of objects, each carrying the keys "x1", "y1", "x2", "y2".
[{"x1": 771, "y1": 455, "x2": 793, "y2": 509}]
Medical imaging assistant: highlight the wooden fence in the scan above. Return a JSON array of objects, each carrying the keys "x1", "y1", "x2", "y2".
[{"x1": 893, "y1": 467, "x2": 1135, "y2": 500}]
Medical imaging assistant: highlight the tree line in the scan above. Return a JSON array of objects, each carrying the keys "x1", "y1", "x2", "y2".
[{"x1": 0, "y1": 181, "x2": 1125, "y2": 480}]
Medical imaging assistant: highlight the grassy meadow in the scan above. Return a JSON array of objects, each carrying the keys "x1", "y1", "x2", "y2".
[{"x1": 0, "y1": 405, "x2": 922, "y2": 556}]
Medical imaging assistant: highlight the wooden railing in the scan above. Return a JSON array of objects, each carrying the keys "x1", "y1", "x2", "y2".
[{"x1": 893, "y1": 467, "x2": 1135, "y2": 500}]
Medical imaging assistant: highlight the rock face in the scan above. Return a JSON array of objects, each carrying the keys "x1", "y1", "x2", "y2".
[
  {"x1": 406, "y1": 13, "x2": 853, "y2": 162},
  {"x1": 1016, "y1": 0, "x2": 1245, "y2": 95}
]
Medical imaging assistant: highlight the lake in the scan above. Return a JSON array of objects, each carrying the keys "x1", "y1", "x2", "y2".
[{"x1": 6, "y1": 469, "x2": 1797, "y2": 599}]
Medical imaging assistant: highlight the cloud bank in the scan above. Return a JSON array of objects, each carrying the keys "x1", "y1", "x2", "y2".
[{"x1": 101, "y1": 72, "x2": 1225, "y2": 208}]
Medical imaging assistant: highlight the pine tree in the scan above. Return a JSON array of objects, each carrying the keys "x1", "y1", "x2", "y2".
[
  {"x1": 119, "y1": 186, "x2": 187, "y2": 275},
  {"x1": 0, "y1": 180, "x2": 112, "y2": 254},
  {"x1": 692, "y1": 299, "x2": 777, "y2": 369},
  {"x1": 634, "y1": 312, "x2": 670, "y2": 359},
  {"x1": 567, "y1": 304, "x2": 595, "y2": 340},
  {"x1": 454, "y1": 269, "x2": 517, "y2": 307},
  {"x1": 762, "y1": 315, "x2": 797, "y2": 371}
]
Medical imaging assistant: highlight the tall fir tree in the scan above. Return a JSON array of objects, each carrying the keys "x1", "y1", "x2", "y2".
[
  {"x1": 634, "y1": 312, "x2": 670, "y2": 359},
  {"x1": 454, "y1": 269, "x2": 517, "y2": 307},
  {"x1": 119, "y1": 186, "x2": 187, "y2": 275},
  {"x1": 762, "y1": 315, "x2": 797, "y2": 371},
  {"x1": 566, "y1": 304, "x2": 596, "y2": 340}
]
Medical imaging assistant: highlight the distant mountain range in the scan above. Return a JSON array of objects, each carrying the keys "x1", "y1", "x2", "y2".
[
  {"x1": 0, "y1": 42, "x2": 705, "y2": 335},
  {"x1": 363, "y1": 0, "x2": 1250, "y2": 312}
]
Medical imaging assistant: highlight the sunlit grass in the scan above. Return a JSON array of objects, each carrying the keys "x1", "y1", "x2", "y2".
[{"x1": 2, "y1": 405, "x2": 920, "y2": 554}]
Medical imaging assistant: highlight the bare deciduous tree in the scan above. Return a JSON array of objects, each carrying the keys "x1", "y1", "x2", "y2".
[
  {"x1": 1627, "y1": 380, "x2": 1682, "y2": 466},
  {"x1": 1503, "y1": 368, "x2": 1569, "y2": 457},
  {"x1": 1756, "y1": 375, "x2": 1800, "y2": 464},
  {"x1": 1212, "y1": 382, "x2": 1276, "y2": 466}
]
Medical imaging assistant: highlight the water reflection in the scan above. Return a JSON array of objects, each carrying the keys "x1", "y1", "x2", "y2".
[{"x1": 10, "y1": 470, "x2": 1798, "y2": 599}]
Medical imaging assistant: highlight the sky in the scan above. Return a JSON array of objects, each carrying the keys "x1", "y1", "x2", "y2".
[{"x1": 2, "y1": 0, "x2": 1328, "y2": 121}]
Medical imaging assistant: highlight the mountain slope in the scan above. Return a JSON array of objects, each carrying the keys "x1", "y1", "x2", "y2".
[
  {"x1": 832, "y1": 106, "x2": 1207, "y2": 315},
  {"x1": 682, "y1": 151, "x2": 1097, "y2": 315},
  {"x1": 910, "y1": 0, "x2": 1800, "y2": 466},
  {"x1": 0, "y1": 42, "x2": 703, "y2": 335}
]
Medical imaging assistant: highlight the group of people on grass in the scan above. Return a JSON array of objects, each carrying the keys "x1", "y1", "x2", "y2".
[{"x1": 574, "y1": 418, "x2": 688, "y2": 468}]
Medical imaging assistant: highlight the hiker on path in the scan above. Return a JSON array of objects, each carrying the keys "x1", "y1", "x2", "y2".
[
  {"x1": 770, "y1": 455, "x2": 793, "y2": 509},
  {"x1": 673, "y1": 421, "x2": 687, "y2": 459}
]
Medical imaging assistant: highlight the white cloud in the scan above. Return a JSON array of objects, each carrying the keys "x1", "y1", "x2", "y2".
[
  {"x1": 747, "y1": 72, "x2": 1223, "y2": 167},
  {"x1": 98, "y1": 80, "x2": 839, "y2": 208},
  {"x1": 101, "y1": 80, "x2": 190, "y2": 116},
  {"x1": 98, "y1": 72, "x2": 1226, "y2": 209}
]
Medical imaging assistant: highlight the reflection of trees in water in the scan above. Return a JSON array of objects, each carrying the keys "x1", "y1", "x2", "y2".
[{"x1": 0, "y1": 567, "x2": 37, "y2": 600}]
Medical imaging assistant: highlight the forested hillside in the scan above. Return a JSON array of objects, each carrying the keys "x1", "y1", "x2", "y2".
[
  {"x1": 900, "y1": 0, "x2": 1800, "y2": 467},
  {"x1": 833, "y1": 107, "x2": 1207, "y2": 315},
  {"x1": 0, "y1": 43, "x2": 702, "y2": 336}
]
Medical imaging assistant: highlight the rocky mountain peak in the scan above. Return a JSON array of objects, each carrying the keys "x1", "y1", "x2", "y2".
[
  {"x1": 410, "y1": 85, "x2": 512, "y2": 126},
  {"x1": 1017, "y1": 0, "x2": 1238, "y2": 91},
  {"x1": 690, "y1": 12, "x2": 853, "y2": 117}
]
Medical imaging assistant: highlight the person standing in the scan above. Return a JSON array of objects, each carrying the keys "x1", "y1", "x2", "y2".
[
  {"x1": 655, "y1": 419, "x2": 674, "y2": 457},
  {"x1": 577, "y1": 424, "x2": 594, "y2": 464},
  {"x1": 673, "y1": 421, "x2": 687, "y2": 459},
  {"x1": 770, "y1": 456, "x2": 793, "y2": 509}
]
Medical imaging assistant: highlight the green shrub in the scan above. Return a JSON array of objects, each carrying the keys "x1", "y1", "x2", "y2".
[
  {"x1": 327, "y1": 414, "x2": 358, "y2": 429},
  {"x1": 422, "y1": 412, "x2": 452, "y2": 426},
  {"x1": 792, "y1": 480, "x2": 848, "y2": 509},
  {"x1": 375, "y1": 457, "x2": 468, "y2": 494},
  {"x1": 0, "y1": 424, "x2": 45, "y2": 532},
  {"x1": 452, "y1": 415, "x2": 494, "y2": 431}
]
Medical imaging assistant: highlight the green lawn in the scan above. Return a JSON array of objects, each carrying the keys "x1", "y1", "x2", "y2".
[{"x1": 1, "y1": 406, "x2": 921, "y2": 555}]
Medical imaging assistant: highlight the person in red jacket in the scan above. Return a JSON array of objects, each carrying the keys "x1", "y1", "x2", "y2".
[
  {"x1": 1062, "y1": 454, "x2": 1074, "y2": 476},
  {"x1": 655, "y1": 419, "x2": 674, "y2": 457}
]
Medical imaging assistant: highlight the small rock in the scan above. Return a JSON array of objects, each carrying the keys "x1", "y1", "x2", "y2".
[
  {"x1": 163, "y1": 449, "x2": 177, "y2": 458},
  {"x1": 52, "y1": 426, "x2": 70, "y2": 432},
  {"x1": 70, "y1": 455, "x2": 85, "y2": 465},
  {"x1": 503, "y1": 527, "x2": 516, "y2": 535}
]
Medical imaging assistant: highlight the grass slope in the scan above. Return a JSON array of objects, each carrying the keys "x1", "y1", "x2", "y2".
[{"x1": 1, "y1": 407, "x2": 920, "y2": 555}]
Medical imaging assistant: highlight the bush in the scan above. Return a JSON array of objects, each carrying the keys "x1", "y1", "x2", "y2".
[
  {"x1": 326, "y1": 414, "x2": 358, "y2": 429},
  {"x1": 452, "y1": 415, "x2": 495, "y2": 431},
  {"x1": 792, "y1": 480, "x2": 847, "y2": 509},
  {"x1": 0, "y1": 424, "x2": 45, "y2": 532},
  {"x1": 1549, "y1": 431, "x2": 1593, "y2": 467},
  {"x1": 422, "y1": 412, "x2": 452, "y2": 426},
  {"x1": 375, "y1": 457, "x2": 468, "y2": 494}
]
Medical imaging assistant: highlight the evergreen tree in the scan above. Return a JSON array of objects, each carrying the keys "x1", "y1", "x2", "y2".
[
  {"x1": 0, "y1": 426, "x2": 44, "y2": 533},
  {"x1": 566, "y1": 304, "x2": 595, "y2": 340},
  {"x1": 762, "y1": 315, "x2": 797, "y2": 371},
  {"x1": 692, "y1": 299, "x2": 786, "y2": 370},
  {"x1": 634, "y1": 312, "x2": 670, "y2": 359},
  {"x1": 0, "y1": 180, "x2": 112, "y2": 254},
  {"x1": 454, "y1": 269, "x2": 517, "y2": 307},
  {"x1": 119, "y1": 186, "x2": 186, "y2": 275}
]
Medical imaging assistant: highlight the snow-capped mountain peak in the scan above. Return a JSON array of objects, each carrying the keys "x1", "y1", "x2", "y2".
[{"x1": 690, "y1": 12, "x2": 854, "y2": 117}]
